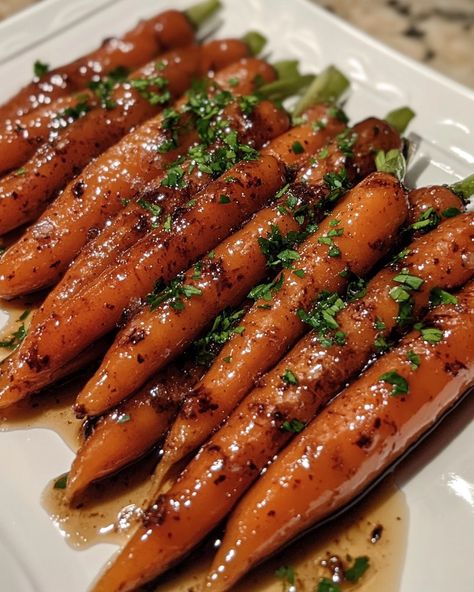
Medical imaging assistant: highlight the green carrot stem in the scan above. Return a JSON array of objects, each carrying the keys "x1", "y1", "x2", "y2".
[
  {"x1": 450, "y1": 173, "x2": 474, "y2": 202},
  {"x1": 241, "y1": 31, "x2": 267, "y2": 56},
  {"x1": 293, "y1": 65, "x2": 350, "y2": 116},
  {"x1": 385, "y1": 106, "x2": 416, "y2": 134},
  {"x1": 185, "y1": 0, "x2": 222, "y2": 29}
]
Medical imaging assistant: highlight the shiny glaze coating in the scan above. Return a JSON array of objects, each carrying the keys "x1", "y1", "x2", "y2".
[
  {"x1": 28, "y1": 59, "x2": 278, "y2": 327},
  {"x1": 208, "y1": 281, "x2": 474, "y2": 591},
  {"x1": 65, "y1": 360, "x2": 204, "y2": 501},
  {"x1": 160, "y1": 122, "x2": 403, "y2": 477},
  {"x1": 0, "y1": 10, "x2": 195, "y2": 121},
  {"x1": 90, "y1": 173, "x2": 407, "y2": 592},
  {"x1": 407, "y1": 184, "x2": 464, "y2": 229},
  {"x1": 0, "y1": 155, "x2": 287, "y2": 409},
  {"x1": 75, "y1": 104, "x2": 346, "y2": 416},
  {"x1": 0, "y1": 39, "x2": 253, "y2": 286},
  {"x1": 0, "y1": 92, "x2": 98, "y2": 175}
]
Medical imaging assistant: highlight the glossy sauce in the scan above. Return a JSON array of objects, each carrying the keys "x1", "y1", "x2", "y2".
[
  {"x1": 0, "y1": 304, "x2": 407, "y2": 589},
  {"x1": 153, "y1": 479, "x2": 408, "y2": 592}
]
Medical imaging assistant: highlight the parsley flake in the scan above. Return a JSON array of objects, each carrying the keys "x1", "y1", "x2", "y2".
[{"x1": 379, "y1": 371, "x2": 409, "y2": 396}]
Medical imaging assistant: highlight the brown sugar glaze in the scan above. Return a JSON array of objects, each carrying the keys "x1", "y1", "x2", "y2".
[{"x1": 0, "y1": 304, "x2": 407, "y2": 590}]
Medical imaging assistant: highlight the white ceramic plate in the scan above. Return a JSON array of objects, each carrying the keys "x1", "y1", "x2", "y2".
[{"x1": 0, "y1": 0, "x2": 473, "y2": 590}]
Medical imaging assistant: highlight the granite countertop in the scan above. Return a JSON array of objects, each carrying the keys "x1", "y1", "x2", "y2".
[{"x1": 0, "y1": 0, "x2": 473, "y2": 88}]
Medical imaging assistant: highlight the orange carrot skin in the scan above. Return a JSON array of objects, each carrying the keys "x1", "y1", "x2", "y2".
[
  {"x1": 0, "y1": 10, "x2": 195, "y2": 121},
  {"x1": 0, "y1": 41, "x2": 254, "y2": 291},
  {"x1": 74, "y1": 106, "x2": 346, "y2": 415},
  {"x1": 90, "y1": 173, "x2": 407, "y2": 592},
  {"x1": 407, "y1": 185, "x2": 464, "y2": 230},
  {"x1": 207, "y1": 282, "x2": 474, "y2": 591},
  {"x1": 161, "y1": 124, "x2": 404, "y2": 468},
  {"x1": 65, "y1": 360, "x2": 204, "y2": 501},
  {"x1": 0, "y1": 93, "x2": 98, "y2": 175},
  {"x1": 74, "y1": 116, "x2": 400, "y2": 417},
  {"x1": 0, "y1": 44, "x2": 201, "y2": 238},
  {"x1": 29, "y1": 59, "x2": 279, "y2": 325},
  {"x1": 0, "y1": 155, "x2": 287, "y2": 409}
]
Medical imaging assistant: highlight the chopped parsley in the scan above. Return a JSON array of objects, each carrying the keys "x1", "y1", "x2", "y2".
[
  {"x1": 318, "y1": 225, "x2": 344, "y2": 258},
  {"x1": 0, "y1": 310, "x2": 30, "y2": 350},
  {"x1": 389, "y1": 268, "x2": 424, "y2": 327},
  {"x1": 292, "y1": 140, "x2": 305, "y2": 154},
  {"x1": 53, "y1": 472, "x2": 68, "y2": 490},
  {"x1": 414, "y1": 323, "x2": 443, "y2": 343},
  {"x1": 136, "y1": 198, "x2": 162, "y2": 226},
  {"x1": 281, "y1": 369, "x2": 298, "y2": 385},
  {"x1": 157, "y1": 108, "x2": 181, "y2": 153},
  {"x1": 33, "y1": 60, "x2": 49, "y2": 77},
  {"x1": 346, "y1": 274, "x2": 367, "y2": 301},
  {"x1": 14, "y1": 167, "x2": 27, "y2": 176},
  {"x1": 274, "y1": 565, "x2": 295, "y2": 586},
  {"x1": 392, "y1": 270, "x2": 424, "y2": 291},
  {"x1": 407, "y1": 350, "x2": 420, "y2": 369},
  {"x1": 336, "y1": 129, "x2": 357, "y2": 158},
  {"x1": 374, "y1": 316, "x2": 386, "y2": 330},
  {"x1": 248, "y1": 274, "x2": 284, "y2": 302},
  {"x1": 328, "y1": 105, "x2": 349, "y2": 123},
  {"x1": 391, "y1": 247, "x2": 412, "y2": 264},
  {"x1": 281, "y1": 418, "x2": 305, "y2": 433},
  {"x1": 379, "y1": 371, "x2": 409, "y2": 396},
  {"x1": 297, "y1": 291, "x2": 346, "y2": 347},
  {"x1": 239, "y1": 94, "x2": 260, "y2": 116},
  {"x1": 442, "y1": 207, "x2": 461, "y2": 218},
  {"x1": 430, "y1": 287, "x2": 458, "y2": 306},
  {"x1": 192, "y1": 261, "x2": 202, "y2": 280},
  {"x1": 162, "y1": 214, "x2": 173, "y2": 232},
  {"x1": 147, "y1": 274, "x2": 202, "y2": 311},
  {"x1": 345, "y1": 555, "x2": 370, "y2": 582},
  {"x1": 219, "y1": 194, "x2": 231, "y2": 204},
  {"x1": 56, "y1": 97, "x2": 91, "y2": 122},
  {"x1": 161, "y1": 161, "x2": 186, "y2": 189},
  {"x1": 130, "y1": 75, "x2": 171, "y2": 106},
  {"x1": 89, "y1": 65, "x2": 129, "y2": 109},
  {"x1": 316, "y1": 579, "x2": 341, "y2": 592},
  {"x1": 193, "y1": 308, "x2": 246, "y2": 366},
  {"x1": 323, "y1": 168, "x2": 350, "y2": 203},
  {"x1": 410, "y1": 207, "x2": 440, "y2": 232}
]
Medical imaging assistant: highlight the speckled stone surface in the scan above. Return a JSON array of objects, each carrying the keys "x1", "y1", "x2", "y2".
[
  {"x1": 314, "y1": 0, "x2": 474, "y2": 88},
  {"x1": 1, "y1": 0, "x2": 473, "y2": 88}
]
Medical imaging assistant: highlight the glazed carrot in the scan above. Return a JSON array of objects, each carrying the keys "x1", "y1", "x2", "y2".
[
  {"x1": 28, "y1": 58, "x2": 281, "y2": 326},
  {"x1": 207, "y1": 281, "x2": 474, "y2": 591},
  {"x1": 0, "y1": 1, "x2": 220, "y2": 121},
  {"x1": 153, "y1": 213, "x2": 472, "y2": 537},
  {"x1": 74, "y1": 104, "x2": 349, "y2": 415},
  {"x1": 0, "y1": 93, "x2": 96, "y2": 175},
  {"x1": 156, "y1": 145, "x2": 403, "y2": 478},
  {"x1": 0, "y1": 154, "x2": 287, "y2": 409},
  {"x1": 65, "y1": 359, "x2": 204, "y2": 502},
  {"x1": 65, "y1": 303, "x2": 250, "y2": 499},
  {"x1": 0, "y1": 38, "x2": 259, "y2": 288},
  {"x1": 90, "y1": 173, "x2": 407, "y2": 592}
]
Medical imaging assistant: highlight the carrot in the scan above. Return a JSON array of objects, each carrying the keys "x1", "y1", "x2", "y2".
[
  {"x1": 90, "y1": 172, "x2": 407, "y2": 592},
  {"x1": 0, "y1": 93, "x2": 96, "y2": 175},
  {"x1": 27, "y1": 58, "x2": 281, "y2": 327},
  {"x1": 74, "y1": 104, "x2": 349, "y2": 416},
  {"x1": 0, "y1": 1, "x2": 221, "y2": 121},
  {"x1": 65, "y1": 359, "x2": 204, "y2": 502},
  {"x1": 207, "y1": 280, "x2": 474, "y2": 591},
  {"x1": 65, "y1": 304, "x2": 250, "y2": 500},
  {"x1": 0, "y1": 154, "x2": 287, "y2": 409},
  {"x1": 156, "y1": 124, "x2": 403, "y2": 478},
  {"x1": 0, "y1": 37, "x2": 259, "y2": 286}
]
